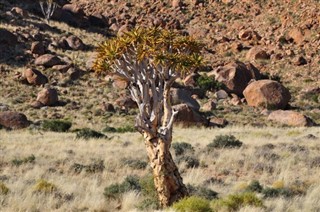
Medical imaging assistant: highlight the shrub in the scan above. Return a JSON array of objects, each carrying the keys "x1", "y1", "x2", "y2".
[
  {"x1": 196, "y1": 74, "x2": 222, "y2": 91},
  {"x1": 262, "y1": 187, "x2": 297, "y2": 198},
  {"x1": 33, "y1": 179, "x2": 57, "y2": 194},
  {"x1": 42, "y1": 119, "x2": 72, "y2": 132},
  {"x1": 116, "y1": 125, "x2": 135, "y2": 133},
  {"x1": 12, "y1": 154, "x2": 35, "y2": 166},
  {"x1": 245, "y1": 180, "x2": 263, "y2": 193},
  {"x1": 211, "y1": 192, "x2": 264, "y2": 211},
  {"x1": 122, "y1": 158, "x2": 148, "y2": 170},
  {"x1": 172, "y1": 142, "x2": 194, "y2": 156},
  {"x1": 71, "y1": 160, "x2": 105, "y2": 174},
  {"x1": 138, "y1": 175, "x2": 159, "y2": 210},
  {"x1": 102, "y1": 126, "x2": 117, "y2": 133},
  {"x1": 177, "y1": 156, "x2": 200, "y2": 168},
  {"x1": 187, "y1": 184, "x2": 218, "y2": 200},
  {"x1": 75, "y1": 128, "x2": 106, "y2": 140},
  {"x1": 104, "y1": 175, "x2": 141, "y2": 199},
  {"x1": 207, "y1": 135, "x2": 242, "y2": 150},
  {"x1": 173, "y1": 196, "x2": 211, "y2": 212},
  {"x1": 0, "y1": 182, "x2": 9, "y2": 195}
]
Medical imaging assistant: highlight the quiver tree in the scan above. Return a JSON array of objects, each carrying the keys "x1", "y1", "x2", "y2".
[
  {"x1": 39, "y1": 0, "x2": 57, "y2": 24},
  {"x1": 94, "y1": 28, "x2": 203, "y2": 207}
]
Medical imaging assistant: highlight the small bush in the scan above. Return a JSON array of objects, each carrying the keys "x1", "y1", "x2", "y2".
[
  {"x1": 138, "y1": 175, "x2": 159, "y2": 210},
  {"x1": 211, "y1": 192, "x2": 264, "y2": 211},
  {"x1": 196, "y1": 74, "x2": 222, "y2": 91},
  {"x1": 245, "y1": 180, "x2": 263, "y2": 193},
  {"x1": 207, "y1": 135, "x2": 242, "y2": 150},
  {"x1": 177, "y1": 156, "x2": 200, "y2": 168},
  {"x1": 42, "y1": 120, "x2": 72, "y2": 132},
  {"x1": 12, "y1": 154, "x2": 35, "y2": 166},
  {"x1": 75, "y1": 128, "x2": 106, "y2": 140},
  {"x1": 262, "y1": 187, "x2": 298, "y2": 198},
  {"x1": 122, "y1": 158, "x2": 148, "y2": 170},
  {"x1": 0, "y1": 182, "x2": 9, "y2": 195},
  {"x1": 173, "y1": 196, "x2": 211, "y2": 212},
  {"x1": 187, "y1": 184, "x2": 218, "y2": 200},
  {"x1": 172, "y1": 142, "x2": 194, "y2": 156},
  {"x1": 102, "y1": 126, "x2": 117, "y2": 133},
  {"x1": 33, "y1": 179, "x2": 57, "y2": 194},
  {"x1": 104, "y1": 175, "x2": 141, "y2": 199},
  {"x1": 116, "y1": 125, "x2": 136, "y2": 133},
  {"x1": 71, "y1": 160, "x2": 105, "y2": 174}
]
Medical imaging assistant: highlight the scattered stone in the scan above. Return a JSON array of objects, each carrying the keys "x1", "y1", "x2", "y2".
[
  {"x1": 86, "y1": 53, "x2": 97, "y2": 71},
  {"x1": 211, "y1": 61, "x2": 261, "y2": 96},
  {"x1": 0, "y1": 111, "x2": 30, "y2": 129},
  {"x1": 34, "y1": 54, "x2": 64, "y2": 67},
  {"x1": 173, "y1": 104, "x2": 208, "y2": 127},
  {"x1": 111, "y1": 74, "x2": 129, "y2": 89},
  {"x1": 215, "y1": 90, "x2": 229, "y2": 100},
  {"x1": 52, "y1": 64, "x2": 72, "y2": 73},
  {"x1": 172, "y1": 0, "x2": 183, "y2": 8},
  {"x1": 268, "y1": 110, "x2": 315, "y2": 127},
  {"x1": 31, "y1": 41, "x2": 45, "y2": 55},
  {"x1": 30, "y1": 101, "x2": 44, "y2": 109},
  {"x1": 287, "y1": 27, "x2": 304, "y2": 44},
  {"x1": 201, "y1": 100, "x2": 216, "y2": 112},
  {"x1": 243, "y1": 80, "x2": 291, "y2": 109},
  {"x1": 209, "y1": 117, "x2": 228, "y2": 127},
  {"x1": 11, "y1": 7, "x2": 29, "y2": 18},
  {"x1": 36, "y1": 88, "x2": 59, "y2": 106},
  {"x1": 115, "y1": 96, "x2": 137, "y2": 110},
  {"x1": 66, "y1": 35, "x2": 85, "y2": 50},
  {"x1": 238, "y1": 29, "x2": 261, "y2": 41},
  {"x1": 101, "y1": 102, "x2": 115, "y2": 112},
  {"x1": 246, "y1": 47, "x2": 270, "y2": 61},
  {"x1": 23, "y1": 68, "x2": 48, "y2": 86},
  {"x1": 293, "y1": 56, "x2": 307, "y2": 66}
]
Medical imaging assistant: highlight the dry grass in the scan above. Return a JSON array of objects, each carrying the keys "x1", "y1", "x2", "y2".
[{"x1": 0, "y1": 126, "x2": 319, "y2": 211}]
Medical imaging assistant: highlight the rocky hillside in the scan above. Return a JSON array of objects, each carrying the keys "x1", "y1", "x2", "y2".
[{"x1": 0, "y1": 0, "x2": 319, "y2": 130}]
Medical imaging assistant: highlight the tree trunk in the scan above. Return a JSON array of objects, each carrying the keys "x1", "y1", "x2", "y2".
[{"x1": 144, "y1": 133, "x2": 188, "y2": 208}]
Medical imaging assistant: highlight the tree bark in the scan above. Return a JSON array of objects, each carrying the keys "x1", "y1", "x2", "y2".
[{"x1": 144, "y1": 133, "x2": 188, "y2": 208}]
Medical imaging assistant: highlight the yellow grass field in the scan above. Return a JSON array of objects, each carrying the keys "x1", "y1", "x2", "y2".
[{"x1": 0, "y1": 126, "x2": 319, "y2": 211}]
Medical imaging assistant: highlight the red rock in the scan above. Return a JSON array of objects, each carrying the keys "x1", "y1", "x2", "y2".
[
  {"x1": 201, "y1": 100, "x2": 216, "y2": 112},
  {"x1": 36, "y1": 88, "x2": 59, "y2": 106},
  {"x1": 23, "y1": 68, "x2": 48, "y2": 86},
  {"x1": 173, "y1": 104, "x2": 208, "y2": 127},
  {"x1": 246, "y1": 47, "x2": 270, "y2": 61},
  {"x1": 112, "y1": 74, "x2": 129, "y2": 89},
  {"x1": 0, "y1": 111, "x2": 30, "y2": 129},
  {"x1": 34, "y1": 54, "x2": 64, "y2": 67},
  {"x1": 287, "y1": 27, "x2": 304, "y2": 44},
  {"x1": 66, "y1": 35, "x2": 85, "y2": 50},
  {"x1": 211, "y1": 61, "x2": 261, "y2": 96},
  {"x1": 238, "y1": 29, "x2": 261, "y2": 41},
  {"x1": 243, "y1": 80, "x2": 291, "y2": 109},
  {"x1": 268, "y1": 110, "x2": 314, "y2": 127}
]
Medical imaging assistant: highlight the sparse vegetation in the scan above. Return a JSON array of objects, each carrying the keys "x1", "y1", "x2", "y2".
[
  {"x1": 207, "y1": 135, "x2": 243, "y2": 149},
  {"x1": 12, "y1": 154, "x2": 35, "y2": 166},
  {"x1": 42, "y1": 120, "x2": 72, "y2": 132},
  {"x1": 0, "y1": 182, "x2": 9, "y2": 195},
  {"x1": 33, "y1": 179, "x2": 57, "y2": 194},
  {"x1": 75, "y1": 128, "x2": 106, "y2": 140},
  {"x1": 173, "y1": 196, "x2": 211, "y2": 212}
]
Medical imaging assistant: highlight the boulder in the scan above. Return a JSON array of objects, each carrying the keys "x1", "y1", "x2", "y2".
[
  {"x1": 210, "y1": 61, "x2": 261, "y2": 96},
  {"x1": 0, "y1": 111, "x2": 30, "y2": 129},
  {"x1": 0, "y1": 29, "x2": 17, "y2": 45},
  {"x1": 287, "y1": 27, "x2": 304, "y2": 44},
  {"x1": 112, "y1": 74, "x2": 129, "y2": 89},
  {"x1": 34, "y1": 54, "x2": 64, "y2": 67},
  {"x1": 171, "y1": 88, "x2": 200, "y2": 110},
  {"x1": 268, "y1": 110, "x2": 314, "y2": 127},
  {"x1": 173, "y1": 104, "x2": 208, "y2": 127},
  {"x1": 243, "y1": 80, "x2": 291, "y2": 109},
  {"x1": 36, "y1": 88, "x2": 59, "y2": 106},
  {"x1": 201, "y1": 100, "x2": 216, "y2": 112},
  {"x1": 246, "y1": 47, "x2": 270, "y2": 61},
  {"x1": 115, "y1": 96, "x2": 137, "y2": 110},
  {"x1": 172, "y1": 0, "x2": 183, "y2": 8},
  {"x1": 86, "y1": 53, "x2": 97, "y2": 71},
  {"x1": 23, "y1": 68, "x2": 48, "y2": 86},
  {"x1": 183, "y1": 73, "x2": 199, "y2": 87},
  {"x1": 238, "y1": 29, "x2": 261, "y2": 41},
  {"x1": 66, "y1": 35, "x2": 85, "y2": 50},
  {"x1": 31, "y1": 41, "x2": 45, "y2": 55}
]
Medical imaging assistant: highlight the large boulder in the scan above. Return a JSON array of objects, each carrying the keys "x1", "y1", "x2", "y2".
[
  {"x1": 23, "y1": 68, "x2": 48, "y2": 86},
  {"x1": 0, "y1": 29, "x2": 17, "y2": 45},
  {"x1": 243, "y1": 80, "x2": 291, "y2": 109},
  {"x1": 210, "y1": 61, "x2": 261, "y2": 96},
  {"x1": 0, "y1": 111, "x2": 30, "y2": 129},
  {"x1": 268, "y1": 110, "x2": 315, "y2": 127},
  {"x1": 173, "y1": 104, "x2": 208, "y2": 127},
  {"x1": 34, "y1": 54, "x2": 64, "y2": 67},
  {"x1": 36, "y1": 88, "x2": 59, "y2": 106},
  {"x1": 246, "y1": 47, "x2": 270, "y2": 61},
  {"x1": 171, "y1": 88, "x2": 200, "y2": 110},
  {"x1": 31, "y1": 41, "x2": 45, "y2": 55}
]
